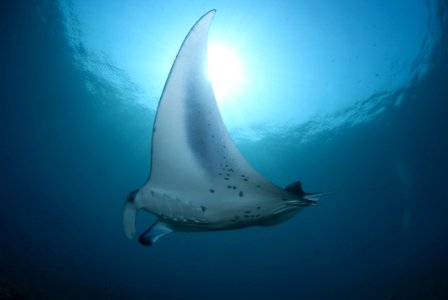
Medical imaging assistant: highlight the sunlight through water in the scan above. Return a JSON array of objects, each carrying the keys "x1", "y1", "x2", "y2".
[
  {"x1": 207, "y1": 44, "x2": 245, "y2": 103},
  {"x1": 59, "y1": 0, "x2": 441, "y2": 140}
]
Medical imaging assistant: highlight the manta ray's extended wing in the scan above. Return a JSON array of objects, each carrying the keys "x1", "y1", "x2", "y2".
[
  {"x1": 123, "y1": 10, "x2": 299, "y2": 244},
  {"x1": 147, "y1": 10, "x2": 276, "y2": 195}
]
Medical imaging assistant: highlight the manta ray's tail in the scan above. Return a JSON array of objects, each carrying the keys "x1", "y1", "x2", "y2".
[
  {"x1": 285, "y1": 180, "x2": 387, "y2": 204},
  {"x1": 123, "y1": 190, "x2": 139, "y2": 239}
]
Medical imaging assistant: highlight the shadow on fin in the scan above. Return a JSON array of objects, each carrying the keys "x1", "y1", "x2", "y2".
[{"x1": 139, "y1": 220, "x2": 173, "y2": 247}]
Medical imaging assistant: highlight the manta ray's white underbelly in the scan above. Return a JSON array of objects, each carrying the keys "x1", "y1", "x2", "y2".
[{"x1": 138, "y1": 186, "x2": 302, "y2": 231}]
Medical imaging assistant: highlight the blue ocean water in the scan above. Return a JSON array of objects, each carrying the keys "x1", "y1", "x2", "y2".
[{"x1": 1, "y1": 1, "x2": 448, "y2": 299}]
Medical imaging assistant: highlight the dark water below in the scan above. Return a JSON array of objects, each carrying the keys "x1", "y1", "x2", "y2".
[{"x1": 1, "y1": 1, "x2": 448, "y2": 299}]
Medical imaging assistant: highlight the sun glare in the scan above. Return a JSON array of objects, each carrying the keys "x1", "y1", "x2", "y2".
[{"x1": 207, "y1": 44, "x2": 244, "y2": 102}]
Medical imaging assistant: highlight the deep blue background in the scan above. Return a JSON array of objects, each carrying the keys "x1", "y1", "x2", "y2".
[{"x1": 1, "y1": 1, "x2": 448, "y2": 299}]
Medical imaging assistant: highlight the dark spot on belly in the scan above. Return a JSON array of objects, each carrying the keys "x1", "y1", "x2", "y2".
[
  {"x1": 224, "y1": 178, "x2": 229, "y2": 180},
  {"x1": 257, "y1": 206, "x2": 261, "y2": 210},
  {"x1": 210, "y1": 189, "x2": 215, "y2": 193},
  {"x1": 256, "y1": 185, "x2": 261, "y2": 188},
  {"x1": 227, "y1": 185, "x2": 232, "y2": 189},
  {"x1": 243, "y1": 178, "x2": 248, "y2": 182},
  {"x1": 200, "y1": 206, "x2": 207, "y2": 212},
  {"x1": 245, "y1": 210, "x2": 251, "y2": 214},
  {"x1": 233, "y1": 186, "x2": 237, "y2": 190},
  {"x1": 239, "y1": 191, "x2": 244, "y2": 197}
]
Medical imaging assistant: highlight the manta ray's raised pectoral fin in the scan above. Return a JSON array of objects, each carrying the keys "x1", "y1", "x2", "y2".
[
  {"x1": 146, "y1": 9, "x2": 270, "y2": 192},
  {"x1": 139, "y1": 220, "x2": 173, "y2": 246}
]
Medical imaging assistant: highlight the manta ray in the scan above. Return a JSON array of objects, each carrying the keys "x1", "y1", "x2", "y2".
[{"x1": 123, "y1": 10, "x2": 324, "y2": 246}]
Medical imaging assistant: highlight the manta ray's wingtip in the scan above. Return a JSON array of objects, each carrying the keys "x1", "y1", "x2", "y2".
[
  {"x1": 197, "y1": 9, "x2": 216, "y2": 27},
  {"x1": 206, "y1": 9, "x2": 217, "y2": 15},
  {"x1": 197, "y1": 9, "x2": 216, "y2": 23}
]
